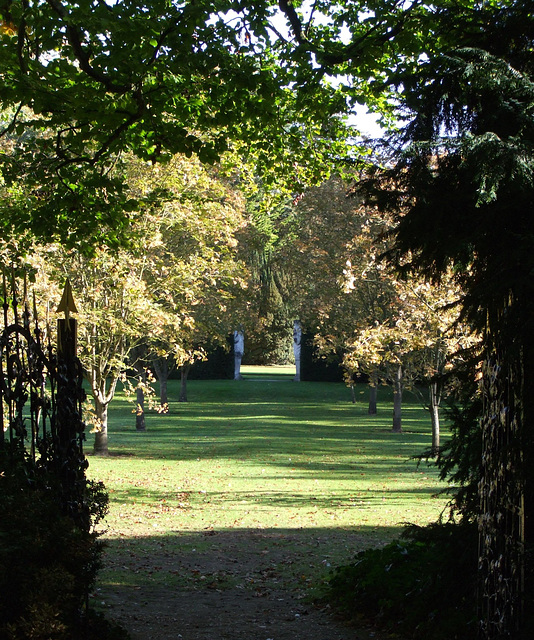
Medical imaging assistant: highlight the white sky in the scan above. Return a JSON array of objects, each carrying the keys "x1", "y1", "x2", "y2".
[{"x1": 351, "y1": 110, "x2": 384, "y2": 138}]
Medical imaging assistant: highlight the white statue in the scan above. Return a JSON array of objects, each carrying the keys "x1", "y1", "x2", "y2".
[{"x1": 233, "y1": 330, "x2": 244, "y2": 380}]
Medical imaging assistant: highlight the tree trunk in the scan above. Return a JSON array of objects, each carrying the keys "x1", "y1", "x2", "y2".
[
  {"x1": 478, "y1": 316, "x2": 525, "y2": 640},
  {"x1": 153, "y1": 356, "x2": 169, "y2": 412},
  {"x1": 159, "y1": 376, "x2": 168, "y2": 411},
  {"x1": 429, "y1": 380, "x2": 440, "y2": 455},
  {"x1": 368, "y1": 386, "x2": 378, "y2": 415},
  {"x1": 179, "y1": 364, "x2": 190, "y2": 402},
  {"x1": 93, "y1": 397, "x2": 109, "y2": 455},
  {"x1": 368, "y1": 385, "x2": 378, "y2": 415},
  {"x1": 368, "y1": 369, "x2": 378, "y2": 415},
  {"x1": 136, "y1": 378, "x2": 146, "y2": 431},
  {"x1": 392, "y1": 364, "x2": 403, "y2": 433},
  {"x1": 133, "y1": 356, "x2": 147, "y2": 432}
]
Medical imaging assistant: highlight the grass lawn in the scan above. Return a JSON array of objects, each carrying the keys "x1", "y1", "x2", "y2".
[{"x1": 86, "y1": 366, "x2": 451, "y2": 598}]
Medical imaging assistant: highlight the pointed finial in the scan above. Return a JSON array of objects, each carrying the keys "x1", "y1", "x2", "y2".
[
  {"x1": 57, "y1": 279, "x2": 78, "y2": 319},
  {"x1": 56, "y1": 280, "x2": 78, "y2": 357}
]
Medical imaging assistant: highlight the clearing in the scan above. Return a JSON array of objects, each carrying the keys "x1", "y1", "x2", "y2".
[{"x1": 88, "y1": 369, "x2": 447, "y2": 639}]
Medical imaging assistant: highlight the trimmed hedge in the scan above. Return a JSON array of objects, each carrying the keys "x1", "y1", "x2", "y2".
[{"x1": 300, "y1": 332, "x2": 344, "y2": 382}]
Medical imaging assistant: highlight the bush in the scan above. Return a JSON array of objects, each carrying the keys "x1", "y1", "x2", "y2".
[
  {"x1": 0, "y1": 447, "x2": 125, "y2": 640},
  {"x1": 328, "y1": 522, "x2": 479, "y2": 639}
]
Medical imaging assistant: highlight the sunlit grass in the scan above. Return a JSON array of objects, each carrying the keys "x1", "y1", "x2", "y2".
[
  {"x1": 85, "y1": 369, "x2": 453, "y2": 602},
  {"x1": 87, "y1": 372, "x2": 449, "y2": 538}
]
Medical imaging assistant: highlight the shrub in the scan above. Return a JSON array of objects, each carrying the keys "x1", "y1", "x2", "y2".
[
  {"x1": 328, "y1": 521, "x2": 479, "y2": 639},
  {"x1": 0, "y1": 447, "x2": 123, "y2": 640}
]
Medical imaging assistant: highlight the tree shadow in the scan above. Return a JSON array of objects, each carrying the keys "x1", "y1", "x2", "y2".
[{"x1": 94, "y1": 525, "x2": 402, "y2": 640}]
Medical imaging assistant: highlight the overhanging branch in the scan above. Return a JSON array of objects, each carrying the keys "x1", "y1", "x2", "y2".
[{"x1": 46, "y1": 0, "x2": 133, "y2": 94}]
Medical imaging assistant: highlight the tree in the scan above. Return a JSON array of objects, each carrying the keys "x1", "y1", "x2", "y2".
[
  {"x1": 279, "y1": 177, "x2": 473, "y2": 440},
  {"x1": 343, "y1": 271, "x2": 474, "y2": 445},
  {"x1": 361, "y1": 3, "x2": 534, "y2": 635},
  {"x1": 125, "y1": 152, "x2": 248, "y2": 402},
  {"x1": 25, "y1": 151, "x2": 247, "y2": 453},
  {"x1": 284, "y1": 181, "x2": 398, "y2": 403},
  {"x1": 234, "y1": 186, "x2": 298, "y2": 364},
  {"x1": 0, "y1": 0, "x2": 357, "y2": 248},
  {"x1": 29, "y1": 242, "x2": 163, "y2": 454}
]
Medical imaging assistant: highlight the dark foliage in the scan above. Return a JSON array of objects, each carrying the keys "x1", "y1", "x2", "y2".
[
  {"x1": 0, "y1": 446, "x2": 124, "y2": 640},
  {"x1": 187, "y1": 337, "x2": 234, "y2": 380},
  {"x1": 350, "y1": 4, "x2": 534, "y2": 637},
  {"x1": 436, "y1": 387, "x2": 483, "y2": 522},
  {"x1": 328, "y1": 522, "x2": 479, "y2": 639},
  {"x1": 300, "y1": 332, "x2": 344, "y2": 382}
]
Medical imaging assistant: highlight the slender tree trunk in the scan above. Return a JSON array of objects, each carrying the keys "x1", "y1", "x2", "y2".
[
  {"x1": 159, "y1": 376, "x2": 168, "y2": 410},
  {"x1": 179, "y1": 364, "x2": 190, "y2": 402},
  {"x1": 368, "y1": 385, "x2": 378, "y2": 414},
  {"x1": 429, "y1": 380, "x2": 440, "y2": 455},
  {"x1": 93, "y1": 397, "x2": 109, "y2": 455},
  {"x1": 153, "y1": 356, "x2": 169, "y2": 412},
  {"x1": 350, "y1": 383, "x2": 356, "y2": 404},
  {"x1": 133, "y1": 356, "x2": 147, "y2": 431},
  {"x1": 136, "y1": 378, "x2": 146, "y2": 431},
  {"x1": 392, "y1": 364, "x2": 403, "y2": 433},
  {"x1": 368, "y1": 369, "x2": 378, "y2": 414}
]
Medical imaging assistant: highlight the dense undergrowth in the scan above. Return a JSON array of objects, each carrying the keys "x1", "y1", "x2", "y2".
[
  {"x1": 0, "y1": 446, "x2": 129, "y2": 640},
  {"x1": 328, "y1": 521, "x2": 479, "y2": 639}
]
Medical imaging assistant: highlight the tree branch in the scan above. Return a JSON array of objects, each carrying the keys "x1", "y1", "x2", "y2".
[
  {"x1": 0, "y1": 102, "x2": 23, "y2": 138},
  {"x1": 51, "y1": 87, "x2": 146, "y2": 169},
  {"x1": 16, "y1": 0, "x2": 28, "y2": 73},
  {"x1": 46, "y1": 0, "x2": 132, "y2": 94},
  {"x1": 278, "y1": 0, "x2": 421, "y2": 70},
  {"x1": 278, "y1": 0, "x2": 303, "y2": 43}
]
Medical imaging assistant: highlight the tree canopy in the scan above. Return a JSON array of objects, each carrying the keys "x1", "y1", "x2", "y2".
[
  {"x1": 356, "y1": 2, "x2": 534, "y2": 636},
  {"x1": 1, "y1": 0, "x2": 503, "y2": 249},
  {"x1": 0, "y1": 0, "x2": 343, "y2": 246}
]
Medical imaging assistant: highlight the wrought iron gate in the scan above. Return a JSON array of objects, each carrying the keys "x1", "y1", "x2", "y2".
[{"x1": 0, "y1": 271, "x2": 88, "y2": 526}]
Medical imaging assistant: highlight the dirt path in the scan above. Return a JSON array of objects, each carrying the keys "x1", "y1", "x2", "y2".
[{"x1": 94, "y1": 529, "x2": 392, "y2": 640}]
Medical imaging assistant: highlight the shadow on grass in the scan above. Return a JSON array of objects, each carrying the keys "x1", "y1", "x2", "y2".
[
  {"x1": 94, "y1": 525, "x2": 402, "y2": 640},
  {"x1": 104, "y1": 484, "x2": 442, "y2": 510},
  {"x1": 98, "y1": 525, "x2": 399, "y2": 583},
  {"x1": 94, "y1": 420, "x2": 436, "y2": 464},
  {"x1": 101, "y1": 381, "x2": 438, "y2": 465}
]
